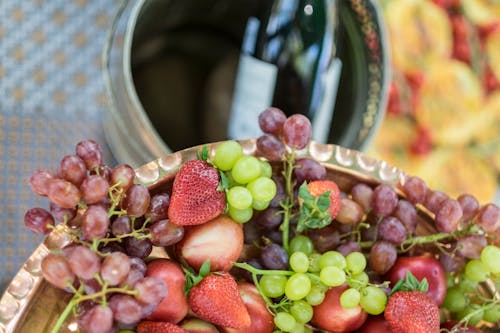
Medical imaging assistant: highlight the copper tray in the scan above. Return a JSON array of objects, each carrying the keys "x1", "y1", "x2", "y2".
[{"x1": 0, "y1": 140, "x2": 497, "y2": 332}]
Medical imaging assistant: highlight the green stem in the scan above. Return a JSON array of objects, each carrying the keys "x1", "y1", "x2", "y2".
[
  {"x1": 280, "y1": 152, "x2": 296, "y2": 253},
  {"x1": 359, "y1": 230, "x2": 463, "y2": 250},
  {"x1": 51, "y1": 298, "x2": 76, "y2": 333}
]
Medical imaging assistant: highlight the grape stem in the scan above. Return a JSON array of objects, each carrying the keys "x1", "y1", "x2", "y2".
[
  {"x1": 358, "y1": 227, "x2": 478, "y2": 251},
  {"x1": 280, "y1": 151, "x2": 297, "y2": 253}
]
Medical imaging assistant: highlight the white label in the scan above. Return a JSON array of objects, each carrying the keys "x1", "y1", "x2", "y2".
[
  {"x1": 228, "y1": 54, "x2": 278, "y2": 139},
  {"x1": 311, "y1": 58, "x2": 342, "y2": 143}
]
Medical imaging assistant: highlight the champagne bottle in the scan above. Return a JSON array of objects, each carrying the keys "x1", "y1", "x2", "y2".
[{"x1": 228, "y1": 0, "x2": 341, "y2": 142}]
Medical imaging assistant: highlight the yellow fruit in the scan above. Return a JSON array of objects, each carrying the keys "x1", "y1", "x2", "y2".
[
  {"x1": 409, "y1": 147, "x2": 497, "y2": 204},
  {"x1": 486, "y1": 29, "x2": 500, "y2": 83},
  {"x1": 415, "y1": 60, "x2": 485, "y2": 146},
  {"x1": 473, "y1": 91, "x2": 500, "y2": 174},
  {"x1": 462, "y1": 0, "x2": 500, "y2": 26},
  {"x1": 384, "y1": 0, "x2": 452, "y2": 73}
]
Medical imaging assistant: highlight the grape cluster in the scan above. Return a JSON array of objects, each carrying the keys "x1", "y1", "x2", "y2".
[
  {"x1": 444, "y1": 244, "x2": 500, "y2": 326},
  {"x1": 212, "y1": 140, "x2": 277, "y2": 223},
  {"x1": 24, "y1": 140, "x2": 185, "y2": 333},
  {"x1": 235, "y1": 235, "x2": 387, "y2": 333}
]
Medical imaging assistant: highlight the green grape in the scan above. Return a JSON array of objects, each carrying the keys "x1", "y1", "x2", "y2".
[
  {"x1": 348, "y1": 271, "x2": 369, "y2": 289},
  {"x1": 340, "y1": 288, "x2": 361, "y2": 309},
  {"x1": 290, "y1": 300, "x2": 313, "y2": 323},
  {"x1": 446, "y1": 273, "x2": 456, "y2": 288},
  {"x1": 285, "y1": 273, "x2": 311, "y2": 301},
  {"x1": 274, "y1": 312, "x2": 296, "y2": 332},
  {"x1": 213, "y1": 141, "x2": 243, "y2": 171},
  {"x1": 227, "y1": 186, "x2": 253, "y2": 210},
  {"x1": 228, "y1": 205, "x2": 253, "y2": 223},
  {"x1": 303, "y1": 327, "x2": 313, "y2": 333},
  {"x1": 319, "y1": 251, "x2": 346, "y2": 269},
  {"x1": 260, "y1": 160, "x2": 273, "y2": 178},
  {"x1": 308, "y1": 253, "x2": 322, "y2": 273},
  {"x1": 464, "y1": 259, "x2": 490, "y2": 282},
  {"x1": 480, "y1": 245, "x2": 500, "y2": 274},
  {"x1": 345, "y1": 252, "x2": 367, "y2": 275},
  {"x1": 290, "y1": 235, "x2": 314, "y2": 256},
  {"x1": 320, "y1": 266, "x2": 346, "y2": 287},
  {"x1": 306, "y1": 286, "x2": 325, "y2": 306},
  {"x1": 443, "y1": 287, "x2": 467, "y2": 313},
  {"x1": 483, "y1": 305, "x2": 500, "y2": 323},
  {"x1": 247, "y1": 177, "x2": 277, "y2": 202},
  {"x1": 232, "y1": 156, "x2": 261, "y2": 184},
  {"x1": 289, "y1": 323, "x2": 305, "y2": 333},
  {"x1": 252, "y1": 199, "x2": 270, "y2": 211},
  {"x1": 260, "y1": 275, "x2": 287, "y2": 298},
  {"x1": 458, "y1": 278, "x2": 478, "y2": 293},
  {"x1": 360, "y1": 286, "x2": 387, "y2": 315},
  {"x1": 290, "y1": 252, "x2": 310, "y2": 273}
]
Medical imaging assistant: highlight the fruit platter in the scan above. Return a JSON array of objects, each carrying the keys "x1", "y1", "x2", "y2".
[{"x1": 1, "y1": 108, "x2": 500, "y2": 333}]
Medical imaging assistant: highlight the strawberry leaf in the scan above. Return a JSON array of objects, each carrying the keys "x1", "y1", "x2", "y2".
[
  {"x1": 218, "y1": 170, "x2": 230, "y2": 191},
  {"x1": 297, "y1": 183, "x2": 332, "y2": 232},
  {"x1": 198, "y1": 146, "x2": 210, "y2": 162},
  {"x1": 199, "y1": 260, "x2": 211, "y2": 277},
  {"x1": 391, "y1": 271, "x2": 429, "y2": 294}
]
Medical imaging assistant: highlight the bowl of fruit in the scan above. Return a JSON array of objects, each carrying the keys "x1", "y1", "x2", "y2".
[{"x1": 1, "y1": 108, "x2": 499, "y2": 333}]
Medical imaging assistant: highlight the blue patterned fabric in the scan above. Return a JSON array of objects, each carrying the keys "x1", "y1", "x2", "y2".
[{"x1": 0, "y1": 0, "x2": 122, "y2": 293}]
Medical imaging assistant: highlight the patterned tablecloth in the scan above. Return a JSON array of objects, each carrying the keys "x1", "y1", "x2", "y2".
[{"x1": 0, "y1": 0, "x2": 123, "y2": 293}]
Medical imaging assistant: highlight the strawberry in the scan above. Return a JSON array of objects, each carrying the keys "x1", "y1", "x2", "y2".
[
  {"x1": 137, "y1": 321, "x2": 188, "y2": 333},
  {"x1": 188, "y1": 272, "x2": 251, "y2": 329},
  {"x1": 168, "y1": 159, "x2": 226, "y2": 226},
  {"x1": 384, "y1": 272, "x2": 440, "y2": 333},
  {"x1": 305, "y1": 180, "x2": 341, "y2": 218}
]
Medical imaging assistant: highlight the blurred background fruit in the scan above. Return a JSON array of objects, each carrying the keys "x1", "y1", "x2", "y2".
[{"x1": 369, "y1": 0, "x2": 500, "y2": 204}]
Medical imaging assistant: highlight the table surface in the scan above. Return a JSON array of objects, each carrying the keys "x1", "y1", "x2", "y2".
[{"x1": 0, "y1": 0, "x2": 123, "y2": 293}]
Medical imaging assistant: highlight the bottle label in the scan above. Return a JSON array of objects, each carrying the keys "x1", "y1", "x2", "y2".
[
  {"x1": 311, "y1": 58, "x2": 343, "y2": 143},
  {"x1": 228, "y1": 54, "x2": 278, "y2": 139}
]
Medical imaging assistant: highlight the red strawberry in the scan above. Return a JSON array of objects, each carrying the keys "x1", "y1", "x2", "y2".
[
  {"x1": 137, "y1": 321, "x2": 188, "y2": 333},
  {"x1": 188, "y1": 273, "x2": 251, "y2": 329},
  {"x1": 306, "y1": 180, "x2": 341, "y2": 218},
  {"x1": 168, "y1": 159, "x2": 226, "y2": 226}
]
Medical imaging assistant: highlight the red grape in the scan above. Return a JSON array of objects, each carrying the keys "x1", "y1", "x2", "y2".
[
  {"x1": 256, "y1": 134, "x2": 286, "y2": 161},
  {"x1": 146, "y1": 193, "x2": 170, "y2": 222},
  {"x1": 260, "y1": 243, "x2": 289, "y2": 270},
  {"x1": 125, "y1": 236, "x2": 152, "y2": 259},
  {"x1": 110, "y1": 164, "x2": 135, "y2": 191},
  {"x1": 81, "y1": 174, "x2": 109, "y2": 204},
  {"x1": 29, "y1": 169, "x2": 54, "y2": 196},
  {"x1": 47, "y1": 178, "x2": 81, "y2": 209},
  {"x1": 76, "y1": 139, "x2": 103, "y2": 171},
  {"x1": 424, "y1": 190, "x2": 449, "y2": 215},
  {"x1": 369, "y1": 241, "x2": 397, "y2": 275},
  {"x1": 435, "y1": 199, "x2": 462, "y2": 233},
  {"x1": 149, "y1": 219, "x2": 184, "y2": 247},
  {"x1": 393, "y1": 199, "x2": 417, "y2": 235},
  {"x1": 59, "y1": 155, "x2": 87, "y2": 186},
  {"x1": 378, "y1": 216, "x2": 407, "y2": 245},
  {"x1": 41, "y1": 253, "x2": 75, "y2": 290},
  {"x1": 66, "y1": 245, "x2": 101, "y2": 280},
  {"x1": 372, "y1": 184, "x2": 398, "y2": 217},
  {"x1": 77, "y1": 305, "x2": 113, "y2": 333},
  {"x1": 457, "y1": 193, "x2": 479, "y2": 224},
  {"x1": 350, "y1": 183, "x2": 374, "y2": 213},
  {"x1": 49, "y1": 202, "x2": 76, "y2": 224},
  {"x1": 283, "y1": 114, "x2": 312, "y2": 149},
  {"x1": 293, "y1": 158, "x2": 326, "y2": 185},
  {"x1": 258, "y1": 107, "x2": 287, "y2": 135},
  {"x1": 101, "y1": 251, "x2": 130, "y2": 286},
  {"x1": 335, "y1": 198, "x2": 364, "y2": 225},
  {"x1": 476, "y1": 203, "x2": 500, "y2": 233},
  {"x1": 123, "y1": 184, "x2": 150, "y2": 217},
  {"x1": 402, "y1": 176, "x2": 428, "y2": 205},
  {"x1": 111, "y1": 215, "x2": 131, "y2": 236},
  {"x1": 24, "y1": 207, "x2": 55, "y2": 234},
  {"x1": 134, "y1": 276, "x2": 168, "y2": 306},
  {"x1": 108, "y1": 294, "x2": 143, "y2": 325},
  {"x1": 82, "y1": 205, "x2": 110, "y2": 240},
  {"x1": 456, "y1": 235, "x2": 487, "y2": 259}
]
